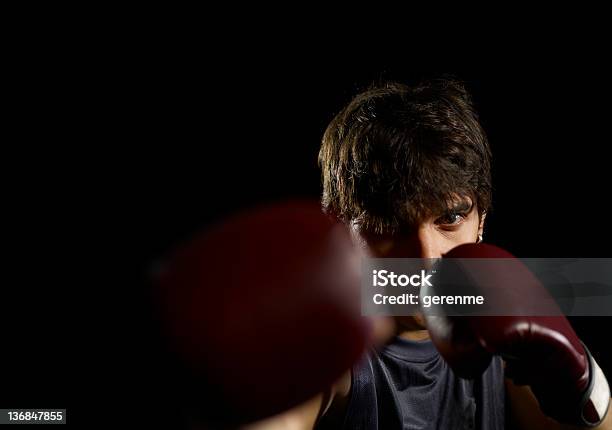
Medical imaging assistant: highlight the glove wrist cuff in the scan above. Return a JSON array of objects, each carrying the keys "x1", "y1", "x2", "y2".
[{"x1": 579, "y1": 343, "x2": 610, "y2": 427}]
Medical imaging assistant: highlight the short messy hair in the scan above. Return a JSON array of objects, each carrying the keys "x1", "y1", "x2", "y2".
[{"x1": 319, "y1": 79, "x2": 492, "y2": 234}]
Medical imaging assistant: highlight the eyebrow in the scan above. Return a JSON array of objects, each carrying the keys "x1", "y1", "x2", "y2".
[{"x1": 448, "y1": 199, "x2": 474, "y2": 213}]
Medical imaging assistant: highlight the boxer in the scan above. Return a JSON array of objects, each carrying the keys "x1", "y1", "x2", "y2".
[{"x1": 159, "y1": 79, "x2": 612, "y2": 429}]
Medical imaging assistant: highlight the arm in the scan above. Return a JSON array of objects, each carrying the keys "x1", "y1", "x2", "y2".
[
  {"x1": 240, "y1": 394, "x2": 325, "y2": 430},
  {"x1": 241, "y1": 371, "x2": 352, "y2": 430},
  {"x1": 423, "y1": 244, "x2": 611, "y2": 428}
]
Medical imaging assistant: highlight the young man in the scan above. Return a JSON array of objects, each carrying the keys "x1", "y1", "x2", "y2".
[
  {"x1": 244, "y1": 80, "x2": 611, "y2": 429},
  {"x1": 316, "y1": 79, "x2": 497, "y2": 429}
]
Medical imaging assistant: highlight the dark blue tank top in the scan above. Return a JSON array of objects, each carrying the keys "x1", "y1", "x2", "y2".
[{"x1": 317, "y1": 336, "x2": 505, "y2": 430}]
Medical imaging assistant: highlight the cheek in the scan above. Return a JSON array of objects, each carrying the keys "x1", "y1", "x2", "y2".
[
  {"x1": 458, "y1": 216, "x2": 481, "y2": 241},
  {"x1": 441, "y1": 217, "x2": 480, "y2": 248}
]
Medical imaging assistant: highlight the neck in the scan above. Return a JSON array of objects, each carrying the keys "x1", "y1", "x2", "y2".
[
  {"x1": 394, "y1": 315, "x2": 430, "y2": 341},
  {"x1": 398, "y1": 329, "x2": 430, "y2": 341}
]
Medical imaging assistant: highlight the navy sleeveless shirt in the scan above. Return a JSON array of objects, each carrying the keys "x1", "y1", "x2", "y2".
[{"x1": 317, "y1": 336, "x2": 505, "y2": 430}]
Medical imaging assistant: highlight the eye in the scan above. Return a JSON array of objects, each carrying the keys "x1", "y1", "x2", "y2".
[{"x1": 435, "y1": 211, "x2": 466, "y2": 227}]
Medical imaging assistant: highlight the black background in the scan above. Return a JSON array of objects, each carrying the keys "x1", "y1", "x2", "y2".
[{"x1": 4, "y1": 43, "x2": 612, "y2": 426}]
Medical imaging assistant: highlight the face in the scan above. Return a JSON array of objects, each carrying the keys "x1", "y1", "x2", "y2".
[{"x1": 351, "y1": 197, "x2": 486, "y2": 333}]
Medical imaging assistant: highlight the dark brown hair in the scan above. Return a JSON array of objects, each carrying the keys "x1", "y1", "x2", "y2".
[{"x1": 319, "y1": 79, "x2": 492, "y2": 234}]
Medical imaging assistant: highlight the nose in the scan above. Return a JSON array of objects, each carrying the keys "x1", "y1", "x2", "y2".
[
  {"x1": 379, "y1": 226, "x2": 444, "y2": 260},
  {"x1": 414, "y1": 226, "x2": 444, "y2": 260}
]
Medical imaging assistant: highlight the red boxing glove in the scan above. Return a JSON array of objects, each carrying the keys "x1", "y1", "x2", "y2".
[
  {"x1": 153, "y1": 200, "x2": 369, "y2": 426},
  {"x1": 424, "y1": 243, "x2": 610, "y2": 427}
]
